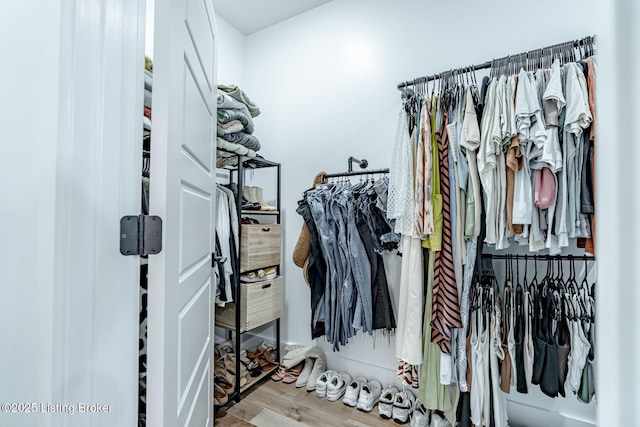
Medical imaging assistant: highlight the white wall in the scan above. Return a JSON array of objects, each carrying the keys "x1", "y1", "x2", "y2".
[
  {"x1": 240, "y1": 0, "x2": 603, "y2": 425},
  {"x1": 145, "y1": 0, "x2": 155, "y2": 58},
  {"x1": 216, "y1": 14, "x2": 246, "y2": 87},
  {"x1": 595, "y1": 0, "x2": 640, "y2": 425}
]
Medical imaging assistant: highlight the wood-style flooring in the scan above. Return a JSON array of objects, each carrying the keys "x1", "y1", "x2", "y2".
[{"x1": 215, "y1": 378, "x2": 401, "y2": 427}]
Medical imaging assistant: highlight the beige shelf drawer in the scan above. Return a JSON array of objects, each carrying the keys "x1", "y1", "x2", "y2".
[
  {"x1": 240, "y1": 224, "x2": 281, "y2": 273},
  {"x1": 215, "y1": 276, "x2": 283, "y2": 332}
]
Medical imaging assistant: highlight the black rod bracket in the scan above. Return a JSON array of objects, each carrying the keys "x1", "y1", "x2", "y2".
[{"x1": 348, "y1": 156, "x2": 368, "y2": 172}]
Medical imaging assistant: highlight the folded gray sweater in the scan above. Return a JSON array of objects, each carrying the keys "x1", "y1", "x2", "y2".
[
  {"x1": 217, "y1": 108, "x2": 254, "y2": 134},
  {"x1": 220, "y1": 131, "x2": 261, "y2": 151}
]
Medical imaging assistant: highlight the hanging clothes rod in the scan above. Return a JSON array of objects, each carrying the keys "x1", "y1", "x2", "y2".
[
  {"x1": 482, "y1": 254, "x2": 595, "y2": 261},
  {"x1": 397, "y1": 35, "x2": 595, "y2": 90},
  {"x1": 324, "y1": 168, "x2": 390, "y2": 179}
]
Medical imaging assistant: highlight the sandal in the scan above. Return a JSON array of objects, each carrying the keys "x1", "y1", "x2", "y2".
[
  {"x1": 282, "y1": 362, "x2": 304, "y2": 384},
  {"x1": 214, "y1": 383, "x2": 228, "y2": 406},
  {"x1": 239, "y1": 349, "x2": 263, "y2": 377},
  {"x1": 249, "y1": 345, "x2": 278, "y2": 371},
  {"x1": 214, "y1": 352, "x2": 236, "y2": 385},
  {"x1": 218, "y1": 345, "x2": 251, "y2": 387},
  {"x1": 270, "y1": 366, "x2": 288, "y2": 381},
  {"x1": 215, "y1": 375, "x2": 234, "y2": 395}
]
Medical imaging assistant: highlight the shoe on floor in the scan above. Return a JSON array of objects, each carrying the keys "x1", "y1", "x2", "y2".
[
  {"x1": 392, "y1": 389, "x2": 415, "y2": 424},
  {"x1": 304, "y1": 349, "x2": 327, "y2": 392},
  {"x1": 343, "y1": 376, "x2": 367, "y2": 407},
  {"x1": 410, "y1": 399, "x2": 430, "y2": 427},
  {"x1": 378, "y1": 385, "x2": 399, "y2": 419},
  {"x1": 326, "y1": 372, "x2": 352, "y2": 402},
  {"x1": 356, "y1": 379, "x2": 382, "y2": 412},
  {"x1": 315, "y1": 370, "x2": 337, "y2": 398},
  {"x1": 295, "y1": 357, "x2": 313, "y2": 388}
]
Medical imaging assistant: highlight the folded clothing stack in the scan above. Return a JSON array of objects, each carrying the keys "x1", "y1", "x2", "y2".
[{"x1": 216, "y1": 84, "x2": 261, "y2": 168}]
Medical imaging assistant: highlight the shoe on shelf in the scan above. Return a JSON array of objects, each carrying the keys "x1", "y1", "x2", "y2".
[
  {"x1": 356, "y1": 379, "x2": 382, "y2": 412},
  {"x1": 214, "y1": 375, "x2": 234, "y2": 396},
  {"x1": 378, "y1": 385, "x2": 399, "y2": 419},
  {"x1": 247, "y1": 341, "x2": 278, "y2": 371},
  {"x1": 263, "y1": 266, "x2": 277, "y2": 280},
  {"x1": 243, "y1": 186, "x2": 274, "y2": 211},
  {"x1": 326, "y1": 372, "x2": 352, "y2": 402},
  {"x1": 315, "y1": 370, "x2": 337, "y2": 398},
  {"x1": 240, "y1": 271, "x2": 257, "y2": 283},
  {"x1": 240, "y1": 267, "x2": 277, "y2": 283},
  {"x1": 239, "y1": 349, "x2": 262, "y2": 377},
  {"x1": 343, "y1": 376, "x2": 367, "y2": 407},
  {"x1": 392, "y1": 389, "x2": 415, "y2": 424},
  {"x1": 241, "y1": 196, "x2": 261, "y2": 210},
  {"x1": 410, "y1": 399, "x2": 430, "y2": 427},
  {"x1": 253, "y1": 186, "x2": 277, "y2": 211},
  {"x1": 214, "y1": 383, "x2": 228, "y2": 406}
]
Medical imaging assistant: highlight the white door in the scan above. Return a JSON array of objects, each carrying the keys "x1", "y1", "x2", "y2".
[
  {"x1": 146, "y1": 0, "x2": 217, "y2": 425},
  {"x1": 2, "y1": 1, "x2": 143, "y2": 426}
]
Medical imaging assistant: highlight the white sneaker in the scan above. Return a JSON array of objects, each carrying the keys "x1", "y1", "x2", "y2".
[
  {"x1": 410, "y1": 399, "x2": 430, "y2": 427},
  {"x1": 315, "y1": 370, "x2": 337, "y2": 398},
  {"x1": 326, "y1": 372, "x2": 352, "y2": 402},
  {"x1": 378, "y1": 385, "x2": 398, "y2": 419},
  {"x1": 343, "y1": 376, "x2": 367, "y2": 407},
  {"x1": 392, "y1": 389, "x2": 415, "y2": 424},
  {"x1": 356, "y1": 379, "x2": 382, "y2": 412}
]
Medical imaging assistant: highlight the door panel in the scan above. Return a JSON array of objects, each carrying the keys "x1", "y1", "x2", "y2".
[
  {"x1": 186, "y1": 0, "x2": 215, "y2": 89},
  {"x1": 177, "y1": 281, "x2": 211, "y2": 407},
  {"x1": 148, "y1": 0, "x2": 216, "y2": 424},
  {"x1": 180, "y1": 185, "x2": 212, "y2": 273},
  {"x1": 184, "y1": 61, "x2": 214, "y2": 171}
]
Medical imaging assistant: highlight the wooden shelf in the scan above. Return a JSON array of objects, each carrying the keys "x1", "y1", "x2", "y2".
[
  {"x1": 241, "y1": 210, "x2": 280, "y2": 215},
  {"x1": 216, "y1": 363, "x2": 280, "y2": 407},
  {"x1": 241, "y1": 363, "x2": 280, "y2": 393}
]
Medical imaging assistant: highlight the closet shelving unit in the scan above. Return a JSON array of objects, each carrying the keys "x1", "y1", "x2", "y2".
[{"x1": 215, "y1": 150, "x2": 282, "y2": 404}]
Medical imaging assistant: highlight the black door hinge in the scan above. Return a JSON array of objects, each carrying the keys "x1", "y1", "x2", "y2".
[{"x1": 120, "y1": 215, "x2": 163, "y2": 256}]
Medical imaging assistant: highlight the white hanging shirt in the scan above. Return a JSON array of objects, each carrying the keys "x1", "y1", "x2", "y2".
[
  {"x1": 460, "y1": 88, "x2": 483, "y2": 238},
  {"x1": 388, "y1": 107, "x2": 415, "y2": 236},
  {"x1": 478, "y1": 78, "x2": 499, "y2": 245}
]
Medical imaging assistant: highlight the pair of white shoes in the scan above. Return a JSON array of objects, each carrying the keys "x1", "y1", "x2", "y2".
[
  {"x1": 315, "y1": 370, "x2": 351, "y2": 401},
  {"x1": 341, "y1": 376, "x2": 383, "y2": 412},
  {"x1": 378, "y1": 386, "x2": 422, "y2": 424}
]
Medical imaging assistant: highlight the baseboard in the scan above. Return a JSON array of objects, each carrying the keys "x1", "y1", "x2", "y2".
[{"x1": 506, "y1": 398, "x2": 596, "y2": 427}]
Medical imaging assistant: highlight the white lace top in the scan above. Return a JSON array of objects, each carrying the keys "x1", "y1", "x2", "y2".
[{"x1": 388, "y1": 107, "x2": 415, "y2": 237}]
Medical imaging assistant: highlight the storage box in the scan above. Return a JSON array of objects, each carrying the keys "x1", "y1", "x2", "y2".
[
  {"x1": 215, "y1": 276, "x2": 284, "y2": 332},
  {"x1": 240, "y1": 224, "x2": 281, "y2": 273}
]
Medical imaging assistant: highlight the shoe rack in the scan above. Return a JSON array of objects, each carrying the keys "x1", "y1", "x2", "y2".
[{"x1": 215, "y1": 152, "x2": 282, "y2": 404}]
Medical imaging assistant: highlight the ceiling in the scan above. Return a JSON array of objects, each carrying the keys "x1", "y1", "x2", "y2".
[{"x1": 213, "y1": 0, "x2": 334, "y2": 35}]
